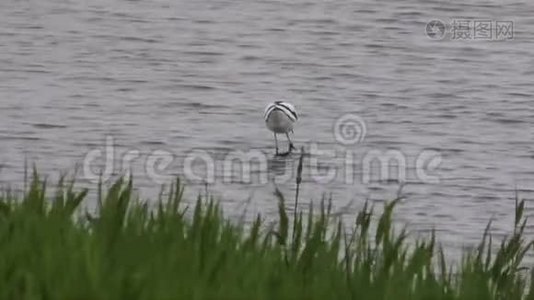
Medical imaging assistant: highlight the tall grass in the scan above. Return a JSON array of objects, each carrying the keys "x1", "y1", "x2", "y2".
[{"x1": 0, "y1": 162, "x2": 532, "y2": 299}]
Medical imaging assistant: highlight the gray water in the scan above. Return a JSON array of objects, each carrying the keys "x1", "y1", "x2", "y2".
[{"x1": 1, "y1": 0, "x2": 534, "y2": 251}]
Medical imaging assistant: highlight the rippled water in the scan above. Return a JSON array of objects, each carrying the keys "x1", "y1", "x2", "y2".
[{"x1": 1, "y1": 0, "x2": 534, "y2": 251}]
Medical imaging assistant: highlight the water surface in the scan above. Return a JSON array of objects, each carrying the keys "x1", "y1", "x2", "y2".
[{"x1": 1, "y1": 0, "x2": 534, "y2": 251}]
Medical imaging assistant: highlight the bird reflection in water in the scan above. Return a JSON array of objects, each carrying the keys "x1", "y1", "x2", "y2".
[{"x1": 267, "y1": 155, "x2": 294, "y2": 182}]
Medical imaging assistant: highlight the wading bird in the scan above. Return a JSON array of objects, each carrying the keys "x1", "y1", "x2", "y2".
[{"x1": 264, "y1": 101, "x2": 298, "y2": 156}]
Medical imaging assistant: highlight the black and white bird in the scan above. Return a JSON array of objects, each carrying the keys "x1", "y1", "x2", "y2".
[{"x1": 264, "y1": 101, "x2": 298, "y2": 156}]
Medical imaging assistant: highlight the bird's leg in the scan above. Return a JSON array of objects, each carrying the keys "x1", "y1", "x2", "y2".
[
  {"x1": 275, "y1": 134, "x2": 279, "y2": 155},
  {"x1": 286, "y1": 132, "x2": 296, "y2": 153}
]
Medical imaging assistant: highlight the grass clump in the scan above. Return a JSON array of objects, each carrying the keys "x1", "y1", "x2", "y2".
[{"x1": 0, "y1": 165, "x2": 532, "y2": 299}]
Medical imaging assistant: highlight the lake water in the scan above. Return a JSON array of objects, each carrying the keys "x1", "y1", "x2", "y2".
[{"x1": 1, "y1": 0, "x2": 533, "y2": 252}]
